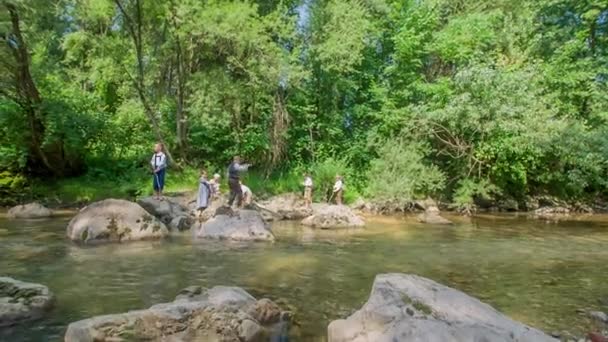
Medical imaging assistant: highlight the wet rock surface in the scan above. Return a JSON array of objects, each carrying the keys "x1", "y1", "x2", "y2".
[
  {"x1": 257, "y1": 193, "x2": 312, "y2": 220},
  {"x1": 193, "y1": 207, "x2": 275, "y2": 241},
  {"x1": 65, "y1": 285, "x2": 289, "y2": 342},
  {"x1": 7, "y1": 202, "x2": 53, "y2": 219},
  {"x1": 328, "y1": 273, "x2": 556, "y2": 342},
  {"x1": 416, "y1": 200, "x2": 453, "y2": 225},
  {"x1": 0, "y1": 277, "x2": 55, "y2": 327},
  {"x1": 138, "y1": 196, "x2": 194, "y2": 231},
  {"x1": 301, "y1": 204, "x2": 364, "y2": 229},
  {"x1": 66, "y1": 199, "x2": 169, "y2": 244}
]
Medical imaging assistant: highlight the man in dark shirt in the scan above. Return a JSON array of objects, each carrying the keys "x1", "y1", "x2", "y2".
[{"x1": 227, "y1": 156, "x2": 250, "y2": 207}]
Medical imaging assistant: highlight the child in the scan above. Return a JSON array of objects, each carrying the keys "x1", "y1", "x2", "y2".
[
  {"x1": 240, "y1": 181, "x2": 253, "y2": 207},
  {"x1": 150, "y1": 143, "x2": 167, "y2": 200},
  {"x1": 303, "y1": 173, "x2": 313, "y2": 208},
  {"x1": 210, "y1": 173, "x2": 221, "y2": 199},
  {"x1": 332, "y1": 175, "x2": 344, "y2": 205},
  {"x1": 196, "y1": 170, "x2": 212, "y2": 217}
]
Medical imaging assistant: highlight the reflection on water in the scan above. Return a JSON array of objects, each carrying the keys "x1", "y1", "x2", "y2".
[{"x1": 1, "y1": 213, "x2": 608, "y2": 341}]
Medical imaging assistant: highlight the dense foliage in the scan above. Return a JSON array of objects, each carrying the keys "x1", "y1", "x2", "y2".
[{"x1": 1, "y1": 0, "x2": 607, "y2": 207}]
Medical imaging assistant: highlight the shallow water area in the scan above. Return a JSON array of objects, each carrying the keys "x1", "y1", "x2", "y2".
[{"x1": 1, "y1": 211, "x2": 607, "y2": 341}]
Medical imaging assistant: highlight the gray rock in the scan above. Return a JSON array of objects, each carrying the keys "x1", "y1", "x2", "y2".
[
  {"x1": 137, "y1": 196, "x2": 194, "y2": 231},
  {"x1": 498, "y1": 198, "x2": 519, "y2": 211},
  {"x1": 589, "y1": 311, "x2": 608, "y2": 323},
  {"x1": 66, "y1": 199, "x2": 169, "y2": 244},
  {"x1": 197, "y1": 198, "x2": 228, "y2": 222},
  {"x1": 193, "y1": 208, "x2": 275, "y2": 241},
  {"x1": 301, "y1": 204, "x2": 365, "y2": 229},
  {"x1": 414, "y1": 198, "x2": 440, "y2": 211},
  {"x1": 534, "y1": 206, "x2": 570, "y2": 216},
  {"x1": 257, "y1": 193, "x2": 312, "y2": 220},
  {"x1": 65, "y1": 286, "x2": 289, "y2": 342},
  {"x1": 246, "y1": 298, "x2": 282, "y2": 325},
  {"x1": 350, "y1": 198, "x2": 368, "y2": 210},
  {"x1": 417, "y1": 208, "x2": 453, "y2": 225},
  {"x1": 0, "y1": 277, "x2": 55, "y2": 327},
  {"x1": 7, "y1": 202, "x2": 53, "y2": 219},
  {"x1": 328, "y1": 273, "x2": 557, "y2": 342},
  {"x1": 239, "y1": 319, "x2": 263, "y2": 341}
]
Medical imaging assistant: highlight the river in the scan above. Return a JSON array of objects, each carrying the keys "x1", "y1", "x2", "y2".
[{"x1": 1, "y1": 212, "x2": 607, "y2": 341}]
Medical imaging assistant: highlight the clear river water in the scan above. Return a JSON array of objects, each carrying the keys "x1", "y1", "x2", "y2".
[{"x1": 1, "y1": 212, "x2": 607, "y2": 341}]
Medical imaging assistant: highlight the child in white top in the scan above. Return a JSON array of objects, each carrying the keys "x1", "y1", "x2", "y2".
[
  {"x1": 150, "y1": 143, "x2": 167, "y2": 200},
  {"x1": 303, "y1": 173, "x2": 313, "y2": 208},
  {"x1": 332, "y1": 175, "x2": 344, "y2": 205}
]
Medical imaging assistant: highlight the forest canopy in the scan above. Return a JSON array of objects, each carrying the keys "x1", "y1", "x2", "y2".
[{"x1": 1, "y1": 0, "x2": 607, "y2": 208}]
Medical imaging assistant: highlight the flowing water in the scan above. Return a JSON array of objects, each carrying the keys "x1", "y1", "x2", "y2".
[{"x1": 1, "y1": 212, "x2": 608, "y2": 341}]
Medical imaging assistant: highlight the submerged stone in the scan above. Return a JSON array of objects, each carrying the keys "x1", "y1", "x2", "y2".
[
  {"x1": 417, "y1": 202, "x2": 453, "y2": 225},
  {"x1": 0, "y1": 277, "x2": 55, "y2": 327},
  {"x1": 7, "y1": 202, "x2": 53, "y2": 219},
  {"x1": 328, "y1": 273, "x2": 557, "y2": 342}
]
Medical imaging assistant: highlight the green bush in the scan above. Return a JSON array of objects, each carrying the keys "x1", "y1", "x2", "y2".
[
  {"x1": 451, "y1": 178, "x2": 500, "y2": 213},
  {"x1": 311, "y1": 157, "x2": 353, "y2": 203},
  {"x1": 241, "y1": 169, "x2": 302, "y2": 199},
  {"x1": 366, "y1": 141, "x2": 445, "y2": 206},
  {"x1": 0, "y1": 171, "x2": 29, "y2": 206}
]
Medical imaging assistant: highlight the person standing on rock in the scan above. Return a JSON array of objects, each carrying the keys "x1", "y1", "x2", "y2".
[
  {"x1": 227, "y1": 156, "x2": 250, "y2": 208},
  {"x1": 196, "y1": 170, "x2": 212, "y2": 217},
  {"x1": 303, "y1": 173, "x2": 313, "y2": 208},
  {"x1": 151, "y1": 143, "x2": 167, "y2": 200},
  {"x1": 332, "y1": 175, "x2": 344, "y2": 205}
]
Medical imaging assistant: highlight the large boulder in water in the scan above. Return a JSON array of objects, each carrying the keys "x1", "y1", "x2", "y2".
[
  {"x1": 193, "y1": 207, "x2": 274, "y2": 241},
  {"x1": 7, "y1": 202, "x2": 52, "y2": 219},
  {"x1": 328, "y1": 273, "x2": 556, "y2": 342},
  {"x1": 257, "y1": 193, "x2": 312, "y2": 220},
  {"x1": 137, "y1": 196, "x2": 194, "y2": 231},
  {"x1": 301, "y1": 204, "x2": 364, "y2": 229},
  {"x1": 66, "y1": 199, "x2": 169, "y2": 244},
  {"x1": 65, "y1": 286, "x2": 289, "y2": 342},
  {"x1": 0, "y1": 277, "x2": 55, "y2": 327}
]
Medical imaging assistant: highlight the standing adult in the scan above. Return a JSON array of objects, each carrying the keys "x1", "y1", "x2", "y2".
[
  {"x1": 227, "y1": 156, "x2": 250, "y2": 208},
  {"x1": 151, "y1": 143, "x2": 167, "y2": 200}
]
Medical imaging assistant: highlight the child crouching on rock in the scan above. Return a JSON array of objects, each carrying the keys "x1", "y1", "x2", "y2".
[{"x1": 196, "y1": 170, "x2": 212, "y2": 217}]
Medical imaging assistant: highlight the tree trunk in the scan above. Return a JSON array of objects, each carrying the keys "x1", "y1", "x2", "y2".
[
  {"x1": 5, "y1": 2, "x2": 66, "y2": 176},
  {"x1": 170, "y1": 2, "x2": 188, "y2": 160}
]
